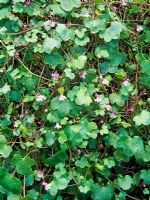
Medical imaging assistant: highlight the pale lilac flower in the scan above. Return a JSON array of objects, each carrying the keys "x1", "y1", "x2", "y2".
[
  {"x1": 52, "y1": 71, "x2": 59, "y2": 79},
  {"x1": 84, "y1": 12, "x2": 90, "y2": 18},
  {"x1": 129, "y1": 107, "x2": 135, "y2": 113},
  {"x1": 36, "y1": 94, "x2": 46, "y2": 102},
  {"x1": 15, "y1": 52, "x2": 19, "y2": 57},
  {"x1": 105, "y1": 104, "x2": 112, "y2": 111},
  {"x1": 141, "y1": 181, "x2": 147, "y2": 188},
  {"x1": 45, "y1": 183, "x2": 51, "y2": 190},
  {"x1": 37, "y1": 171, "x2": 44, "y2": 179},
  {"x1": 100, "y1": 119, "x2": 104, "y2": 124},
  {"x1": 59, "y1": 94, "x2": 66, "y2": 101},
  {"x1": 77, "y1": 149, "x2": 81, "y2": 155},
  {"x1": 42, "y1": 181, "x2": 51, "y2": 191},
  {"x1": 79, "y1": 71, "x2": 87, "y2": 79},
  {"x1": 136, "y1": 25, "x2": 143, "y2": 32},
  {"x1": 120, "y1": 0, "x2": 127, "y2": 7},
  {"x1": 55, "y1": 123, "x2": 62, "y2": 129},
  {"x1": 94, "y1": 94, "x2": 101, "y2": 103},
  {"x1": 110, "y1": 112, "x2": 115, "y2": 119},
  {"x1": 123, "y1": 79, "x2": 129, "y2": 86},
  {"x1": 102, "y1": 79, "x2": 109, "y2": 85},
  {"x1": 25, "y1": 110, "x2": 29, "y2": 114},
  {"x1": 24, "y1": 0, "x2": 31, "y2": 6},
  {"x1": 44, "y1": 108, "x2": 48, "y2": 112},
  {"x1": 47, "y1": 20, "x2": 52, "y2": 26}
]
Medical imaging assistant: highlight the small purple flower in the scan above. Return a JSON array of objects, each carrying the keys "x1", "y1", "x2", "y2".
[
  {"x1": 102, "y1": 79, "x2": 109, "y2": 85},
  {"x1": 59, "y1": 94, "x2": 66, "y2": 101},
  {"x1": 94, "y1": 94, "x2": 101, "y2": 103},
  {"x1": 123, "y1": 79, "x2": 129, "y2": 86},
  {"x1": 79, "y1": 71, "x2": 87, "y2": 79},
  {"x1": 136, "y1": 25, "x2": 143, "y2": 32},
  {"x1": 52, "y1": 71, "x2": 59, "y2": 79},
  {"x1": 100, "y1": 119, "x2": 104, "y2": 124},
  {"x1": 129, "y1": 107, "x2": 135, "y2": 113},
  {"x1": 77, "y1": 149, "x2": 81, "y2": 155},
  {"x1": 47, "y1": 20, "x2": 52, "y2": 26},
  {"x1": 120, "y1": 0, "x2": 127, "y2": 7},
  {"x1": 55, "y1": 123, "x2": 62, "y2": 130},
  {"x1": 24, "y1": 0, "x2": 31, "y2": 6},
  {"x1": 37, "y1": 170, "x2": 44, "y2": 179},
  {"x1": 110, "y1": 112, "x2": 115, "y2": 119},
  {"x1": 105, "y1": 104, "x2": 112, "y2": 111}
]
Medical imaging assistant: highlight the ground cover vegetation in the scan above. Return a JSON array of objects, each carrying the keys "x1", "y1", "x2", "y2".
[{"x1": 0, "y1": 0, "x2": 150, "y2": 199}]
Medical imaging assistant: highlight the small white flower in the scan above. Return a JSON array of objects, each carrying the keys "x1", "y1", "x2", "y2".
[
  {"x1": 84, "y1": 12, "x2": 90, "y2": 17},
  {"x1": 36, "y1": 94, "x2": 46, "y2": 102},
  {"x1": 45, "y1": 183, "x2": 51, "y2": 190},
  {"x1": 123, "y1": 79, "x2": 129, "y2": 86},
  {"x1": 55, "y1": 123, "x2": 62, "y2": 129},
  {"x1": 105, "y1": 104, "x2": 112, "y2": 111},
  {"x1": 137, "y1": 25, "x2": 143, "y2": 32},
  {"x1": 94, "y1": 94, "x2": 102, "y2": 103},
  {"x1": 42, "y1": 181, "x2": 51, "y2": 191},
  {"x1": 59, "y1": 94, "x2": 66, "y2": 101},
  {"x1": 102, "y1": 79, "x2": 109, "y2": 85}
]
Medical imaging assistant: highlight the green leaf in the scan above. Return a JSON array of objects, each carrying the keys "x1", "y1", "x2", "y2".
[
  {"x1": 60, "y1": 0, "x2": 81, "y2": 12},
  {"x1": 51, "y1": 97, "x2": 73, "y2": 116},
  {"x1": 135, "y1": 145, "x2": 150, "y2": 162},
  {"x1": 64, "y1": 68, "x2": 75, "y2": 79},
  {"x1": 75, "y1": 28, "x2": 87, "y2": 39},
  {"x1": 56, "y1": 24, "x2": 75, "y2": 41},
  {"x1": 75, "y1": 36, "x2": 90, "y2": 46},
  {"x1": 22, "y1": 76, "x2": 39, "y2": 91},
  {"x1": 49, "y1": 3, "x2": 68, "y2": 17},
  {"x1": 46, "y1": 131, "x2": 56, "y2": 146},
  {"x1": 84, "y1": 17, "x2": 106, "y2": 33},
  {"x1": 141, "y1": 60, "x2": 150, "y2": 75},
  {"x1": 0, "y1": 83, "x2": 10, "y2": 95},
  {"x1": 0, "y1": 167, "x2": 22, "y2": 194},
  {"x1": 75, "y1": 157, "x2": 89, "y2": 168},
  {"x1": 12, "y1": 154, "x2": 35, "y2": 175},
  {"x1": 0, "y1": 135, "x2": 12, "y2": 158},
  {"x1": 91, "y1": 184, "x2": 114, "y2": 200},
  {"x1": 117, "y1": 175, "x2": 133, "y2": 190},
  {"x1": 101, "y1": 21, "x2": 123, "y2": 42},
  {"x1": 75, "y1": 87, "x2": 92, "y2": 106},
  {"x1": 140, "y1": 170, "x2": 150, "y2": 185},
  {"x1": 45, "y1": 151, "x2": 68, "y2": 166},
  {"x1": 58, "y1": 132, "x2": 68, "y2": 144},
  {"x1": 44, "y1": 53, "x2": 64, "y2": 67},
  {"x1": 43, "y1": 37, "x2": 61, "y2": 53},
  {"x1": 27, "y1": 189, "x2": 39, "y2": 200},
  {"x1": 103, "y1": 157, "x2": 115, "y2": 168},
  {"x1": 10, "y1": 90, "x2": 22, "y2": 102},
  {"x1": 133, "y1": 110, "x2": 150, "y2": 126},
  {"x1": 7, "y1": 194, "x2": 20, "y2": 200},
  {"x1": 67, "y1": 55, "x2": 87, "y2": 69},
  {"x1": 56, "y1": 178, "x2": 69, "y2": 190}
]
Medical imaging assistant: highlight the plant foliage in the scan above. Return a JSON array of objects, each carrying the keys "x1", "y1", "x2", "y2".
[{"x1": 0, "y1": 0, "x2": 150, "y2": 199}]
